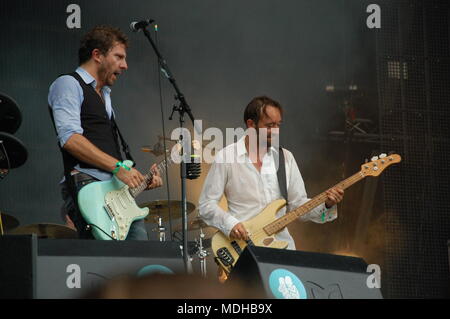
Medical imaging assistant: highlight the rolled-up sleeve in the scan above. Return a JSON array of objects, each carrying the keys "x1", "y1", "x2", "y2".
[
  {"x1": 285, "y1": 150, "x2": 338, "y2": 224},
  {"x1": 48, "y1": 75, "x2": 83, "y2": 147},
  {"x1": 199, "y1": 153, "x2": 240, "y2": 238}
]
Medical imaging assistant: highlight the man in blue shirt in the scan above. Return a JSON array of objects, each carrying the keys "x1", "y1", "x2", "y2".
[{"x1": 48, "y1": 26, "x2": 162, "y2": 239}]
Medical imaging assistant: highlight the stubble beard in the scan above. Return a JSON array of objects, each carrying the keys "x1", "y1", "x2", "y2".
[{"x1": 98, "y1": 63, "x2": 115, "y2": 87}]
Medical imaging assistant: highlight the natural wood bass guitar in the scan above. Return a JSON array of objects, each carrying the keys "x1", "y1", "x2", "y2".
[{"x1": 211, "y1": 153, "x2": 401, "y2": 274}]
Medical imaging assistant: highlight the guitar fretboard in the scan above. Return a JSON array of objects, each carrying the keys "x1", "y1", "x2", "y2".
[
  {"x1": 129, "y1": 154, "x2": 175, "y2": 198},
  {"x1": 263, "y1": 171, "x2": 365, "y2": 235}
]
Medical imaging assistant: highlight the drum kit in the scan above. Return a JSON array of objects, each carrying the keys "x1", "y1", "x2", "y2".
[
  {"x1": 140, "y1": 137, "x2": 216, "y2": 277},
  {"x1": 0, "y1": 93, "x2": 27, "y2": 174},
  {"x1": 0, "y1": 92, "x2": 79, "y2": 239}
]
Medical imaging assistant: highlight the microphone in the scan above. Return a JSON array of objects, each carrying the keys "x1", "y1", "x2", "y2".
[{"x1": 130, "y1": 19, "x2": 155, "y2": 32}]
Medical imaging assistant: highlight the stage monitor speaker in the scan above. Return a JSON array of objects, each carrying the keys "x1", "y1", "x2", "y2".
[
  {"x1": 227, "y1": 246, "x2": 383, "y2": 299},
  {"x1": 0, "y1": 235, "x2": 185, "y2": 299}
]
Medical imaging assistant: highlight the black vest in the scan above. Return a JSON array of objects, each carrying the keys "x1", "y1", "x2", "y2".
[{"x1": 49, "y1": 72, "x2": 123, "y2": 174}]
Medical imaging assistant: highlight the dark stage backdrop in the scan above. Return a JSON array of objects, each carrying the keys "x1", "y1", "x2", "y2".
[
  {"x1": 0, "y1": 0, "x2": 375, "y2": 244},
  {"x1": 376, "y1": 0, "x2": 450, "y2": 298},
  {"x1": 1, "y1": 0, "x2": 448, "y2": 298}
]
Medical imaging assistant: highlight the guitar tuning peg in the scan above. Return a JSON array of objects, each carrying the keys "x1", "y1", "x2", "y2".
[
  {"x1": 365, "y1": 158, "x2": 369, "y2": 163},
  {"x1": 371, "y1": 156, "x2": 379, "y2": 162},
  {"x1": 379, "y1": 153, "x2": 387, "y2": 158}
]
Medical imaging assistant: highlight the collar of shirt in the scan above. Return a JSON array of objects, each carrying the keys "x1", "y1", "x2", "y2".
[
  {"x1": 75, "y1": 66, "x2": 113, "y2": 118},
  {"x1": 236, "y1": 136, "x2": 279, "y2": 163},
  {"x1": 76, "y1": 66, "x2": 111, "y2": 95}
]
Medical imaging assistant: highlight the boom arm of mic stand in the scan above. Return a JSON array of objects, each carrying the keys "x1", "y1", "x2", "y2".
[{"x1": 142, "y1": 28, "x2": 195, "y2": 125}]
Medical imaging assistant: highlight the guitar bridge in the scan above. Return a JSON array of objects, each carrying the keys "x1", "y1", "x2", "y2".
[
  {"x1": 104, "y1": 204, "x2": 115, "y2": 221},
  {"x1": 216, "y1": 247, "x2": 234, "y2": 267}
]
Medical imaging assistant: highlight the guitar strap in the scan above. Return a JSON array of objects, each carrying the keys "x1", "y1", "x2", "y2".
[
  {"x1": 277, "y1": 147, "x2": 288, "y2": 202},
  {"x1": 111, "y1": 116, "x2": 135, "y2": 166}
]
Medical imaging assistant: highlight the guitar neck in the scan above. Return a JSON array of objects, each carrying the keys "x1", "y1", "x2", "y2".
[
  {"x1": 263, "y1": 171, "x2": 365, "y2": 235},
  {"x1": 129, "y1": 154, "x2": 174, "y2": 198}
]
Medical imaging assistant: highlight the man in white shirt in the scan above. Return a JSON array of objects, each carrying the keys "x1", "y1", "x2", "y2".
[{"x1": 199, "y1": 96, "x2": 344, "y2": 250}]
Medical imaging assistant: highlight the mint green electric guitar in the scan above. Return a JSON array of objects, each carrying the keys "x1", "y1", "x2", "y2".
[{"x1": 77, "y1": 157, "x2": 172, "y2": 240}]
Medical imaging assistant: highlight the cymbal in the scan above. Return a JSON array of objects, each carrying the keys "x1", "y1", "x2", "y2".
[
  {"x1": 189, "y1": 218, "x2": 210, "y2": 230},
  {"x1": 143, "y1": 135, "x2": 209, "y2": 157},
  {"x1": 0, "y1": 132, "x2": 28, "y2": 169},
  {"x1": 140, "y1": 145, "x2": 170, "y2": 157},
  {"x1": 0, "y1": 212, "x2": 19, "y2": 231},
  {"x1": 139, "y1": 200, "x2": 196, "y2": 222},
  {"x1": 140, "y1": 146, "x2": 154, "y2": 153},
  {"x1": 173, "y1": 218, "x2": 215, "y2": 232},
  {"x1": 157, "y1": 135, "x2": 208, "y2": 149},
  {"x1": 140, "y1": 136, "x2": 176, "y2": 156},
  {"x1": 0, "y1": 93, "x2": 22, "y2": 134},
  {"x1": 8, "y1": 223, "x2": 78, "y2": 239},
  {"x1": 141, "y1": 140, "x2": 173, "y2": 156},
  {"x1": 158, "y1": 135, "x2": 178, "y2": 142}
]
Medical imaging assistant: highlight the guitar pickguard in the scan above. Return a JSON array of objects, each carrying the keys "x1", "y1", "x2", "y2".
[{"x1": 104, "y1": 186, "x2": 148, "y2": 240}]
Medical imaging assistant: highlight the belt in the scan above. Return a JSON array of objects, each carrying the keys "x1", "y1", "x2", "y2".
[{"x1": 72, "y1": 172, "x2": 97, "y2": 184}]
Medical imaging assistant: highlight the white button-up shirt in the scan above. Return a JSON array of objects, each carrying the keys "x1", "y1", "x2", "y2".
[{"x1": 199, "y1": 137, "x2": 337, "y2": 250}]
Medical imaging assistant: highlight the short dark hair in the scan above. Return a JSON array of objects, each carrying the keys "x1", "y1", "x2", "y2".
[
  {"x1": 243, "y1": 96, "x2": 283, "y2": 125},
  {"x1": 78, "y1": 25, "x2": 129, "y2": 65}
]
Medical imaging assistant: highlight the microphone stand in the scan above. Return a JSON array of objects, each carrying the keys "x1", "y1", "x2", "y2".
[{"x1": 140, "y1": 26, "x2": 195, "y2": 274}]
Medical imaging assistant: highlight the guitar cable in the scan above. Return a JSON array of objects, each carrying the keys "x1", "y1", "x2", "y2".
[{"x1": 86, "y1": 224, "x2": 117, "y2": 240}]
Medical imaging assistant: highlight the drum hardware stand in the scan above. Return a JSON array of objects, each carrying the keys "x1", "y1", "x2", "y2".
[
  {"x1": 157, "y1": 216, "x2": 166, "y2": 242},
  {"x1": 196, "y1": 228, "x2": 210, "y2": 277},
  {"x1": 0, "y1": 211, "x2": 4, "y2": 235},
  {"x1": 151, "y1": 216, "x2": 167, "y2": 242},
  {"x1": 178, "y1": 245, "x2": 194, "y2": 264}
]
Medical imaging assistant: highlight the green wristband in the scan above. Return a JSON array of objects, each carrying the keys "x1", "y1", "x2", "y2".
[
  {"x1": 120, "y1": 162, "x2": 131, "y2": 171},
  {"x1": 112, "y1": 161, "x2": 122, "y2": 175}
]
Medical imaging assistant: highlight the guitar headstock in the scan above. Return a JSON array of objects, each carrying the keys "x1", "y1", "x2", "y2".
[{"x1": 360, "y1": 153, "x2": 401, "y2": 177}]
